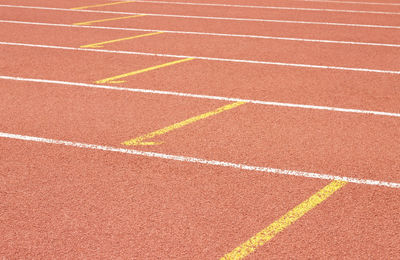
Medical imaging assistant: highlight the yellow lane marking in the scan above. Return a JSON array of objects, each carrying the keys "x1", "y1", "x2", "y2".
[
  {"x1": 96, "y1": 57, "x2": 194, "y2": 84},
  {"x1": 81, "y1": 31, "x2": 164, "y2": 48},
  {"x1": 71, "y1": 1, "x2": 132, "y2": 10},
  {"x1": 73, "y1": 14, "x2": 146, "y2": 26},
  {"x1": 123, "y1": 101, "x2": 246, "y2": 146},
  {"x1": 221, "y1": 180, "x2": 347, "y2": 259}
]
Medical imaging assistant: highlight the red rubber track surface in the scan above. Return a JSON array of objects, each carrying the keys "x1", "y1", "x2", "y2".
[
  {"x1": 2, "y1": 45, "x2": 400, "y2": 114},
  {"x1": 2, "y1": 4, "x2": 400, "y2": 45},
  {"x1": 1, "y1": 0, "x2": 400, "y2": 259},
  {"x1": 2, "y1": 22, "x2": 400, "y2": 71}
]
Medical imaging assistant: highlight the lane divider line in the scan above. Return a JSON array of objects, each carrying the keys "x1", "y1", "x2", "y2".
[
  {"x1": 297, "y1": 0, "x2": 400, "y2": 6},
  {"x1": 71, "y1": 1, "x2": 132, "y2": 10},
  {"x1": 2, "y1": 5, "x2": 400, "y2": 30},
  {"x1": 2, "y1": 42, "x2": 400, "y2": 75},
  {"x1": 1, "y1": 132, "x2": 399, "y2": 188},
  {"x1": 80, "y1": 31, "x2": 164, "y2": 48},
  {"x1": 1, "y1": 75, "x2": 400, "y2": 118},
  {"x1": 73, "y1": 14, "x2": 146, "y2": 26},
  {"x1": 123, "y1": 0, "x2": 400, "y2": 15},
  {"x1": 123, "y1": 101, "x2": 246, "y2": 146},
  {"x1": 221, "y1": 180, "x2": 347, "y2": 259},
  {"x1": 95, "y1": 57, "x2": 193, "y2": 84},
  {"x1": 3, "y1": 20, "x2": 400, "y2": 48}
]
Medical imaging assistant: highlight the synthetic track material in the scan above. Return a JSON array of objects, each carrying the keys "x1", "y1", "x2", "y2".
[
  {"x1": 1, "y1": 42, "x2": 400, "y2": 74},
  {"x1": 1, "y1": 132, "x2": 399, "y2": 189},
  {"x1": 2, "y1": 4, "x2": 400, "y2": 29},
  {"x1": 1, "y1": 0, "x2": 399, "y2": 258},
  {"x1": 2, "y1": 75, "x2": 400, "y2": 118},
  {"x1": 2, "y1": 20, "x2": 400, "y2": 48}
]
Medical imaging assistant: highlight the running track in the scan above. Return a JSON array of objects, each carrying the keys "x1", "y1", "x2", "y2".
[{"x1": 1, "y1": 0, "x2": 399, "y2": 259}]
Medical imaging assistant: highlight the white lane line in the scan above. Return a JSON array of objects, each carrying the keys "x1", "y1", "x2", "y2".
[
  {"x1": 1, "y1": 132, "x2": 399, "y2": 189},
  {"x1": 123, "y1": 0, "x2": 400, "y2": 15},
  {"x1": 297, "y1": 0, "x2": 400, "y2": 6},
  {"x1": 1, "y1": 4, "x2": 400, "y2": 29},
  {"x1": 2, "y1": 20, "x2": 400, "y2": 48},
  {"x1": 1, "y1": 75, "x2": 400, "y2": 118},
  {"x1": 1, "y1": 42, "x2": 400, "y2": 75}
]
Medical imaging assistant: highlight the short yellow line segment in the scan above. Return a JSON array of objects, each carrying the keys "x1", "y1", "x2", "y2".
[
  {"x1": 71, "y1": 1, "x2": 132, "y2": 10},
  {"x1": 73, "y1": 14, "x2": 146, "y2": 26},
  {"x1": 96, "y1": 57, "x2": 194, "y2": 84},
  {"x1": 123, "y1": 101, "x2": 246, "y2": 146},
  {"x1": 81, "y1": 31, "x2": 164, "y2": 48},
  {"x1": 221, "y1": 180, "x2": 347, "y2": 259}
]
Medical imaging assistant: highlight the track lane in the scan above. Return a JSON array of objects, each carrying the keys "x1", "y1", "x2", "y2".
[
  {"x1": 146, "y1": 102, "x2": 400, "y2": 183},
  {"x1": 0, "y1": 138, "x2": 329, "y2": 259},
  {"x1": 2, "y1": 0, "x2": 400, "y2": 258},
  {"x1": 2, "y1": 4, "x2": 400, "y2": 30},
  {"x1": 3, "y1": 0, "x2": 400, "y2": 15},
  {"x1": 2, "y1": 6, "x2": 400, "y2": 45},
  {"x1": 0, "y1": 79, "x2": 226, "y2": 146},
  {"x1": 121, "y1": 0, "x2": 400, "y2": 11},
  {"x1": 2, "y1": 45, "x2": 399, "y2": 114},
  {"x1": 250, "y1": 182, "x2": 400, "y2": 258},
  {"x1": 1, "y1": 79, "x2": 399, "y2": 183},
  {"x1": 71, "y1": 1, "x2": 400, "y2": 26},
  {"x1": 4, "y1": 20, "x2": 400, "y2": 49},
  {"x1": 1, "y1": 23, "x2": 400, "y2": 73}
]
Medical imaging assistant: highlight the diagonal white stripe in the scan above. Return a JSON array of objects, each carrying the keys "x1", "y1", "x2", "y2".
[
  {"x1": 297, "y1": 0, "x2": 400, "y2": 6},
  {"x1": 125, "y1": 0, "x2": 400, "y2": 15},
  {"x1": 1, "y1": 75, "x2": 400, "y2": 118},
  {"x1": 1, "y1": 132, "x2": 399, "y2": 189},
  {"x1": 1, "y1": 4, "x2": 400, "y2": 29},
  {"x1": 1, "y1": 41, "x2": 400, "y2": 75},
  {"x1": 2, "y1": 20, "x2": 400, "y2": 48}
]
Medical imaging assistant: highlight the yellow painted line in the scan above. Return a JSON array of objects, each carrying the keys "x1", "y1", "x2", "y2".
[
  {"x1": 123, "y1": 101, "x2": 246, "y2": 146},
  {"x1": 73, "y1": 14, "x2": 146, "y2": 26},
  {"x1": 80, "y1": 31, "x2": 164, "y2": 48},
  {"x1": 71, "y1": 1, "x2": 132, "y2": 10},
  {"x1": 221, "y1": 180, "x2": 347, "y2": 259},
  {"x1": 96, "y1": 57, "x2": 194, "y2": 84}
]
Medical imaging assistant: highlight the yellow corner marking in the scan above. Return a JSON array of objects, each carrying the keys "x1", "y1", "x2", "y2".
[
  {"x1": 108, "y1": 80, "x2": 125, "y2": 83},
  {"x1": 80, "y1": 31, "x2": 164, "y2": 48},
  {"x1": 95, "y1": 57, "x2": 194, "y2": 84},
  {"x1": 221, "y1": 180, "x2": 347, "y2": 259},
  {"x1": 73, "y1": 14, "x2": 146, "y2": 26},
  {"x1": 71, "y1": 1, "x2": 132, "y2": 10},
  {"x1": 123, "y1": 101, "x2": 246, "y2": 146}
]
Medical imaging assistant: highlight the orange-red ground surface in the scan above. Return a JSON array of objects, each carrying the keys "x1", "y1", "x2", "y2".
[{"x1": 1, "y1": 0, "x2": 399, "y2": 258}]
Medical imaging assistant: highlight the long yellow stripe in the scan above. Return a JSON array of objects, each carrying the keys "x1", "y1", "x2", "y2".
[
  {"x1": 80, "y1": 31, "x2": 164, "y2": 48},
  {"x1": 73, "y1": 14, "x2": 146, "y2": 26},
  {"x1": 221, "y1": 180, "x2": 347, "y2": 259},
  {"x1": 96, "y1": 58, "x2": 194, "y2": 84},
  {"x1": 123, "y1": 101, "x2": 246, "y2": 146},
  {"x1": 71, "y1": 1, "x2": 132, "y2": 10}
]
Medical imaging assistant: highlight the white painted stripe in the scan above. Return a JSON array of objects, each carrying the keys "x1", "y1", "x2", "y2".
[
  {"x1": 123, "y1": 0, "x2": 400, "y2": 15},
  {"x1": 1, "y1": 132, "x2": 399, "y2": 189},
  {"x1": 1, "y1": 42, "x2": 400, "y2": 75},
  {"x1": 2, "y1": 20, "x2": 400, "y2": 48},
  {"x1": 1, "y1": 75, "x2": 400, "y2": 118},
  {"x1": 1, "y1": 4, "x2": 400, "y2": 29},
  {"x1": 298, "y1": 0, "x2": 400, "y2": 6}
]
